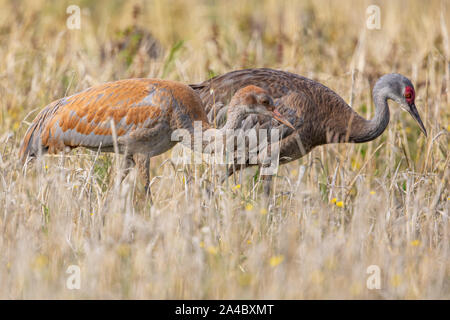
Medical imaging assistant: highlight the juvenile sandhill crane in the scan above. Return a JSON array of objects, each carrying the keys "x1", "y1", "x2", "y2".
[
  {"x1": 190, "y1": 68, "x2": 427, "y2": 194},
  {"x1": 19, "y1": 79, "x2": 292, "y2": 194}
]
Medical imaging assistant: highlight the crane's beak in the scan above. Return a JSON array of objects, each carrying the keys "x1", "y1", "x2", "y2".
[
  {"x1": 272, "y1": 109, "x2": 295, "y2": 130},
  {"x1": 408, "y1": 103, "x2": 427, "y2": 137}
]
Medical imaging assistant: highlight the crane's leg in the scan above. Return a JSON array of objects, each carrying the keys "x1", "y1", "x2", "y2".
[
  {"x1": 219, "y1": 164, "x2": 241, "y2": 186},
  {"x1": 261, "y1": 173, "x2": 273, "y2": 197},
  {"x1": 133, "y1": 153, "x2": 152, "y2": 201},
  {"x1": 120, "y1": 153, "x2": 136, "y2": 184}
]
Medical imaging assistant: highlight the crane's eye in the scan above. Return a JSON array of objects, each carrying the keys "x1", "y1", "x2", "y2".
[
  {"x1": 405, "y1": 93, "x2": 412, "y2": 99},
  {"x1": 260, "y1": 96, "x2": 271, "y2": 106}
]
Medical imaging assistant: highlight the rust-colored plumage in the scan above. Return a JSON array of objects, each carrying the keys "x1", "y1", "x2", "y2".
[
  {"x1": 19, "y1": 79, "x2": 210, "y2": 195},
  {"x1": 19, "y1": 79, "x2": 209, "y2": 160}
]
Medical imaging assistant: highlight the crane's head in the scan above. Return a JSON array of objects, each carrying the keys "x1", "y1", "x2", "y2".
[
  {"x1": 229, "y1": 85, "x2": 294, "y2": 129},
  {"x1": 375, "y1": 73, "x2": 427, "y2": 136}
]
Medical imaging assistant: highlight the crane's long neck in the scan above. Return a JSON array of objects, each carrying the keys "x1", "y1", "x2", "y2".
[
  {"x1": 220, "y1": 110, "x2": 246, "y2": 131},
  {"x1": 350, "y1": 86, "x2": 390, "y2": 143},
  {"x1": 203, "y1": 110, "x2": 246, "y2": 150}
]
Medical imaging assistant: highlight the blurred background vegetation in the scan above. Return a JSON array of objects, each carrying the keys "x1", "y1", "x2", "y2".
[{"x1": 0, "y1": 0, "x2": 448, "y2": 299}]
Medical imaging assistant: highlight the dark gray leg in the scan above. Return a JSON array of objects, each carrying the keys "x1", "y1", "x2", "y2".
[
  {"x1": 133, "y1": 153, "x2": 152, "y2": 201},
  {"x1": 120, "y1": 153, "x2": 136, "y2": 184},
  {"x1": 261, "y1": 173, "x2": 273, "y2": 197}
]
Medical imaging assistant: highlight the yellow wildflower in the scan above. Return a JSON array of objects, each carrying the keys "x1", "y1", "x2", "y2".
[
  {"x1": 260, "y1": 208, "x2": 268, "y2": 215},
  {"x1": 232, "y1": 184, "x2": 241, "y2": 191},
  {"x1": 207, "y1": 246, "x2": 218, "y2": 255},
  {"x1": 245, "y1": 203, "x2": 254, "y2": 211},
  {"x1": 336, "y1": 201, "x2": 344, "y2": 208},
  {"x1": 351, "y1": 159, "x2": 361, "y2": 170},
  {"x1": 269, "y1": 255, "x2": 284, "y2": 267},
  {"x1": 410, "y1": 240, "x2": 420, "y2": 247},
  {"x1": 331, "y1": 198, "x2": 337, "y2": 204},
  {"x1": 238, "y1": 273, "x2": 252, "y2": 286},
  {"x1": 32, "y1": 254, "x2": 49, "y2": 270},
  {"x1": 391, "y1": 274, "x2": 402, "y2": 287},
  {"x1": 116, "y1": 244, "x2": 131, "y2": 258},
  {"x1": 370, "y1": 190, "x2": 376, "y2": 195}
]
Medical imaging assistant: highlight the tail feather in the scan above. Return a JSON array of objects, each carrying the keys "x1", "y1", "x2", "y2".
[
  {"x1": 18, "y1": 108, "x2": 55, "y2": 163},
  {"x1": 19, "y1": 98, "x2": 67, "y2": 163},
  {"x1": 19, "y1": 119, "x2": 43, "y2": 163}
]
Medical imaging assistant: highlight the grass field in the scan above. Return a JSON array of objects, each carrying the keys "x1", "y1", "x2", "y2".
[{"x1": 0, "y1": 0, "x2": 448, "y2": 299}]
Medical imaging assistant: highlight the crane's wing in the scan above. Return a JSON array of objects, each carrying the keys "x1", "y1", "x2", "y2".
[
  {"x1": 189, "y1": 68, "x2": 314, "y2": 114},
  {"x1": 19, "y1": 79, "x2": 170, "y2": 160}
]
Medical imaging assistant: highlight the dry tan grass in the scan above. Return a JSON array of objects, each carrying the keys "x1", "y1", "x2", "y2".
[{"x1": 0, "y1": 0, "x2": 448, "y2": 299}]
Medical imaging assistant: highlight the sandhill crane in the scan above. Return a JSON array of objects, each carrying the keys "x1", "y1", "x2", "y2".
[
  {"x1": 190, "y1": 68, "x2": 427, "y2": 194},
  {"x1": 19, "y1": 79, "x2": 293, "y2": 195}
]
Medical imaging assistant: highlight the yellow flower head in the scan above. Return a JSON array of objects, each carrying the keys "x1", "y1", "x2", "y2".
[
  {"x1": 370, "y1": 190, "x2": 376, "y2": 195},
  {"x1": 260, "y1": 208, "x2": 268, "y2": 215},
  {"x1": 207, "y1": 246, "x2": 218, "y2": 255},
  {"x1": 269, "y1": 255, "x2": 284, "y2": 267},
  {"x1": 336, "y1": 201, "x2": 344, "y2": 208},
  {"x1": 410, "y1": 240, "x2": 421, "y2": 247},
  {"x1": 245, "y1": 203, "x2": 254, "y2": 211},
  {"x1": 232, "y1": 184, "x2": 241, "y2": 191},
  {"x1": 116, "y1": 244, "x2": 131, "y2": 258},
  {"x1": 331, "y1": 198, "x2": 337, "y2": 204},
  {"x1": 390, "y1": 274, "x2": 402, "y2": 287}
]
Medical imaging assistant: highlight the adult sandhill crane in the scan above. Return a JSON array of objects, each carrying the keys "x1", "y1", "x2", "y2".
[
  {"x1": 19, "y1": 79, "x2": 292, "y2": 194},
  {"x1": 190, "y1": 68, "x2": 427, "y2": 194}
]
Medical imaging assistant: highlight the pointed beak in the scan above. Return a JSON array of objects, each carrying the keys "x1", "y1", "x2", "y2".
[
  {"x1": 408, "y1": 103, "x2": 427, "y2": 137},
  {"x1": 272, "y1": 108, "x2": 295, "y2": 130}
]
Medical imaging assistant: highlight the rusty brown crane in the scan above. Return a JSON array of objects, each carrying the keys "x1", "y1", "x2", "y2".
[
  {"x1": 19, "y1": 79, "x2": 292, "y2": 196},
  {"x1": 190, "y1": 68, "x2": 427, "y2": 194}
]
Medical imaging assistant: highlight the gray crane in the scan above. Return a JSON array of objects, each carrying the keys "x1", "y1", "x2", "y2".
[{"x1": 190, "y1": 68, "x2": 427, "y2": 194}]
